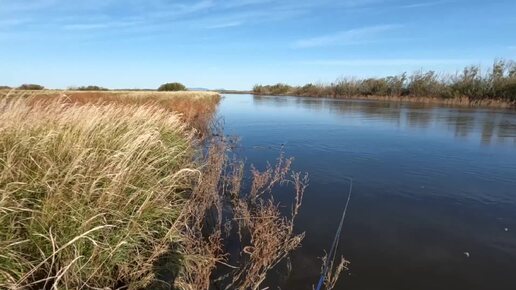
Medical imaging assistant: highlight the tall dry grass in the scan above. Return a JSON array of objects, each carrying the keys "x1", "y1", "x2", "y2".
[
  {"x1": 0, "y1": 96, "x2": 202, "y2": 289},
  {"x1": 0, "y1": 92, "x2": 310, "y2": 289},
  {"x1": 1, "y1": 90, "x2": 221, "y2": 135}
]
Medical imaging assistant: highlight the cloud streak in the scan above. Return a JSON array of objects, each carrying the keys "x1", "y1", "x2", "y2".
[
  {"x1": 399, "y1": 1, "x2": 451, "y2": 9},
  {"x1": 294, "y1": 24, "x2": 401, "y2": 48},
  {"x1": 205, "y1": 21, "x2": 243, "y2": 29}
]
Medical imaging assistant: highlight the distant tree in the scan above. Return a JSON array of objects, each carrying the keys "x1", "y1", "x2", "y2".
[
  {"x1": 0, "y1": 86, "x2": 12, "y2": 90},
  {"x1": 158, "y1": 82, "x2": 187, "y2": 91},
  {"x1": 75, "y1": 85, "x2": 109, "y2": 91},
  {"x1": 17, "y1": 84, "x2": 45, "y2": 90},
  {"x1": 252, "y1": 84, "x2": 265, "y2": 94}
]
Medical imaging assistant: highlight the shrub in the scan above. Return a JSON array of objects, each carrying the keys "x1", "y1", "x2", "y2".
[
  {"x1": 407, "y1": 71, "x2": 443, "y2": 97},
  {"x1": 359, "y1": 78, "x2": 390, "y2": 96},
  {"x1": 269, "y1": 83, "x2": 292, "y2": 94},
  {"x1": 74, "y1": 85, "x2": 109, "y2": 91},
  {"x1": 253, "y1": 60, "x2": 516, "y2": 103},
  {"x1": 0, "y1": 86, "x2": 11, "y2": 90},
  {"x1": 385, "y1": 74, "x2": 407, "y2": 96},
  {"x1": 17, "y1": 84, "x2": 44, "y2": 90},
  {"x1": 252, "y1": 84, "x2": 266, "y2": 94},
  {"x1": 333, "y1": 78, "x2": 361, "y2": 96},
  {"x1": 158, "y1": 82, "x2": 187, "y2": 91},
  {"x1": 252, "y1": 83, "x2": 293, "y2": 95}
]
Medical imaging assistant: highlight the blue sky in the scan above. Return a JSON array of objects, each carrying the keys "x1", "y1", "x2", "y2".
[{"x1": 0, "y1": 0, "x2": 515, "y2": 90}]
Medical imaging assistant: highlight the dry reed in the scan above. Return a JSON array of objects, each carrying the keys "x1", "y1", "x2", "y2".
[
  {"x1": 0, "y1": 92, "x2": 311, "y2": 290},
  {"x1": 0, "y1": 95, "x2": 202, "y2": 289}
]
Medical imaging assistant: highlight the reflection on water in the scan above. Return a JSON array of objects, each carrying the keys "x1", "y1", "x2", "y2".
[
  {"x1": 220, "y1": 94, "x2": 516, "y2": 290},
  {"x1": 253, "y1": 95, "x2": 516, "y2": 145}
]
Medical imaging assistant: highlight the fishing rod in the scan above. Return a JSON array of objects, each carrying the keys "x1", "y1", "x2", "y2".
[{"x1": 315, "y1": 177, "x2": 353, "y2": 290}]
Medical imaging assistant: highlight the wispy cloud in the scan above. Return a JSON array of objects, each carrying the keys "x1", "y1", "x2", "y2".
[
  {"x1": 0, "y1": 18, "x2": 32, "y2": 29},
  {"x1": 63, "y1": 20, "x2": 142, "y2": 31},
  {"x1": 399, "y1": 1, "x2": 450, "y2": 9},
  {"x1": 205, "y1": 21, "x2": 243, "y2": 29},
  {"x1": 172, "y1": 0, "x2": 215, "y2": 14},
  {"x1": 297, "y1": 58, "x2": 476, "y2": 66},
  {"x1": 0, "y1": 0, "x2": 391, "y2": 39},
  {"x1": 294, "y1": 24, "x2": 401, "y2": 48},
  {"x1": 0, "y1": 0, "x2": 58, "y2": 12}
]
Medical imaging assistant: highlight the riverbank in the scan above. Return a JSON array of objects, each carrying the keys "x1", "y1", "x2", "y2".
[
  {"x1": 252, "y1": 60, "x2": 516, "y2": 108},
  {"x1": 251, "y1": 92, "x2": 516, "y2": 108},
  {"x1": 0, "y1": 90, "x2": 307, "y2": 289}
]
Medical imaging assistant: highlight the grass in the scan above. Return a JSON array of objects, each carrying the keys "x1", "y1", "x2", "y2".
[
  {"x1": 0, "y1": 95, "x2": 200, "y2": 289},
  {"x1": 253, "y1": 59, "x2": 516, "y2": 107},
  {"x1": 1, "y1": 90, "x2": 221, "y2": 136},
  {"x1": 0, "y1": 90, "x2": 310, "y2": 289}
]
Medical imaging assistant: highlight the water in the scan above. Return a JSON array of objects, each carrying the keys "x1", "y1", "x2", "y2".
[{"x1": 217, "y1": 94, "x2": 516, "y2": 290}]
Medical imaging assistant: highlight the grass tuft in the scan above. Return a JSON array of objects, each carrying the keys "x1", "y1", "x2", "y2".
[{"x1": 0, "y1": 96, "x2": 199, "y2": 289}]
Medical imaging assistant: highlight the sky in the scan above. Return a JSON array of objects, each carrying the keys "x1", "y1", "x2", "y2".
[{"x1": 0, "y1": 0, "x2": 515, "y2": 90}]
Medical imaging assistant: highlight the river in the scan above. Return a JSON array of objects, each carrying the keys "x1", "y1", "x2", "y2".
[{"x1": 218, "y1": 94, "x2": 516, "y2": 290}]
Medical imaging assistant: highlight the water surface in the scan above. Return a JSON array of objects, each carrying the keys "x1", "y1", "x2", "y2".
[{"x1": 218, "y1": 94, "x2": 516, "y2": 290}]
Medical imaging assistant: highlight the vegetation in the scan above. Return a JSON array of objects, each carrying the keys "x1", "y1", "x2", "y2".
[
  {"x1": 13, "y1": 90, "x2": 221, "y2": 135},
  {"x1": 0, "y1": 96, "x2": 195, "y2": 289},
  {"x1": 0, "y1": 86, "x2": 11, "y2": 90},
  {"x1": 72, "y1": 85, "x2": 109, "y2": 91},
  {"x1": 253, "y1": 60, "x2": 516, "y2": 106},
  {"x1": 17, "y1": 84, "x2": 45, "y2": 90},
  {"x1": 0, "y1": 90, "x2": 309, "y2": 289},
  {"x1": 158, "y1": 82, "x2": 187, "y2": 91}
]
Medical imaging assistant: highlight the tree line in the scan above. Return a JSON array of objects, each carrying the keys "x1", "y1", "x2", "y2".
[
  {"x1": 253, "y1": 60, "x2": 516, "y2": 102},
  {"x1": 0, "y1": 82, "x2": 188, "y2": 92}
]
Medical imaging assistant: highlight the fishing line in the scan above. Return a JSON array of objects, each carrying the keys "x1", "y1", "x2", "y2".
[{"x1": 315, "y1": 177, "x2": 353, "y2": 290}]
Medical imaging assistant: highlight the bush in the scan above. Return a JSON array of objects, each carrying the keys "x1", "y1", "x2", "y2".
[
  {"x1": 252, "y1": 83, "x2": 293, "y2": 95},
  {"x1": 253, "y1": 59, "x2": 516, "y2": 103},
  {"x1": 359, "y1": 78, "x2": 390, "y2": 96},
  {"x1": 252, "y1": 84, "x2": 266, "y2": 94},
  {"x1": 74, "y1": 85, "x2": 109, "y2": 91},
  {"x1": 158, "y1": 82, "x2": 187, "y2": 91},
  {"x1": 0, "y1": 86, "x2": 11, "y2": 90},
  {"x1": 333, "y1": 78, "x2": 361, "y2": 96},
  {"x1": 17, "y1": 84, "x2": 44, "y2": 90}
]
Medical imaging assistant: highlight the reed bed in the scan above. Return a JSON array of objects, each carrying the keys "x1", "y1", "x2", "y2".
[
  {"x1": 0, "y1": 92, "x2": 309, "y2": 289},
  {"x1": 0, "y1": 90, "x2": 221, "y2": 135},
  {"x1": 0, "y1": 96, "x2": 199, "y2": 289},
  {"x1": 253, "y1": 59, "x2": 516, "y2": 108}
]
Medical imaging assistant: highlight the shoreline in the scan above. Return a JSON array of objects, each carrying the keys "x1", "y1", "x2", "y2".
[{"x1": 245, "y1": 92, "x2": 516, "y2": 109}]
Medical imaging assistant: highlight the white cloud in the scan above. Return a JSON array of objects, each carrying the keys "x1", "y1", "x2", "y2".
[
  {"x1": 399, "y1": 1, "x2": 450, "y2": 9},
  {"x1": 62, "y1": 18, "x2": 143, "y2": 31},
  {"x1": 294, "y1": 24, "x2": 401, "y2": 48},
  {"x1": 205, "y1": 21, "x2": 243, "y2": 29}
]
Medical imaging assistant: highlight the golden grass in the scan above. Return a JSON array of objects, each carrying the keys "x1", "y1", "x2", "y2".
[
  {"x1": 0, "y1": 91, "x2": 309, "y2": 290},
  {"x1": 0, "y1": 96, "x2": 201, "y2": 289},
  {"x1": 0, "y1": 90, "x2": 221, "y2": 134}
]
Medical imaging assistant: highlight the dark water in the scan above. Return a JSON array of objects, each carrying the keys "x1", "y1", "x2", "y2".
[{"x1": 218, "y1": 94, "x2": 516, "y2": 290}]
